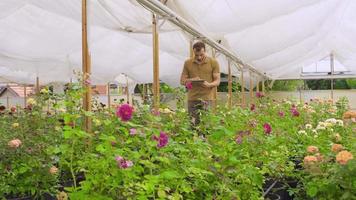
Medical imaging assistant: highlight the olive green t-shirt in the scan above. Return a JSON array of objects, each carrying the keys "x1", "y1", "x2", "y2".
[{"x1": 181, "y1": 57, "x2": 220, "y2": 101}]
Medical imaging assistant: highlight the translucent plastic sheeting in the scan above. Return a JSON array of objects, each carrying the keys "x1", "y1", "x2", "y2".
[
  {"x1": 1, "y1": 0, "x2": 356, "y2": 86},
  {"x1": 0, "y1": 1, "x2": 189, "y2": 85},
  {"x1": 169, "y1": 0, "x2": 356, "y2": 79}
]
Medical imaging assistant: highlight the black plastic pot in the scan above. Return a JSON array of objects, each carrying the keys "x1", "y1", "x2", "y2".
[
  {"x1": 264, "y1": 193, "x2": 281, "y2": 200},
  {"x1": 5, "y1": 196, "x2": 32, "y2": 200},
  {"x1": 263, "y1": 178, "x2": 297, "y2": 200}
]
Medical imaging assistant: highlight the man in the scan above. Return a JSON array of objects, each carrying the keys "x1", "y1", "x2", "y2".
[{"x1": 180, "y1": 41, "x2": 220, "y2": 125}]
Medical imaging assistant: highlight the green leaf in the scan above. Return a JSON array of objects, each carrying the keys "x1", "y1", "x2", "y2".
[
  {"x1": 63, "y1": 130, "x2": 73, "y2": 139},
  {"x1": 96, "y1": 144, "x2": 106, "y2": 153},
  {"x1": 160, "y1": 170, "x2": 180, "y2": 180},
  {"x1": 306, "y1": 185, "x2": 318, "y2": 197},
  {"x1": 157, "y1": 189, "x2": 167, "y2": 198}
]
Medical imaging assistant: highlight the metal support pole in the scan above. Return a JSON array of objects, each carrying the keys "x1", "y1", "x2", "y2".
[
  {"x1": 152, "y1": 14, "x2": 160, "y2": 111},
  {"x1": 82, "y1": 0, "x2": 92, "y2": 132},
  {"x1": 227, "y1": 59, "x2": 232, "y2": 109},
  {"x1": 240, "y1": 68, "x2": 245, "y2": 107}
]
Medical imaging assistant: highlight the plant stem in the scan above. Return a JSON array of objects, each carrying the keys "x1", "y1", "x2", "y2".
[{"x1": 70, "y1": 140, "x2": 77, "y2": 189}]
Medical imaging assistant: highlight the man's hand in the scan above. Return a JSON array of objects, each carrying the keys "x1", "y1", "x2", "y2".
[
  {"x1": 202, "y1": 81, "x2": 213, "y2": 88},
  {"x1": 190, "y1": 77, "x2": 201, "y2": 81}
]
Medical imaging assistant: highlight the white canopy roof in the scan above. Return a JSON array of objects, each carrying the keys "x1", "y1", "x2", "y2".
[{"x1": 0, "y1": 0, "x2": 355, "y2": 86}]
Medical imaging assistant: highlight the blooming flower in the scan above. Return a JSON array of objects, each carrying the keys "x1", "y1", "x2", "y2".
[
  {"x1": 263, "y1": 123, "x2": 272, "y2": 135},
  {"x1": 129, "y1": 128, "x2": 137, "y2": 136},
  {"x1": 49, "y1": 166, "x2": 58, "y2": 174},
  {"x1": 315, "y1": 153, "x2": 324, "y2": 162},
  {"x1": 153, "y1": 132, "x2": 169, "y2": 148},
  {"x1": 278, "y1": 111, "x2": 285, "y2": 117},
  {"x1": 235, "y1": 135, "x2": 243, "y2": 144},
  {"x1": 334, "y1": 133, "x2": 342, "y2": 142},
  {"x1": 307, "y1": 146, "x2": 319, "y2": 154},
  {"x1": 8, "y1": 139, "x2": 22, "y2": 149},
  {"x1": 291, "y1": 108, "x2": 300, "y2": 117},
  {"x1": 12, "y1": 123, "x2": 19, "y2": 128},
  {"x1": 26, "y1": 98, "x2": 36, "y2": 105},
  {"x1": 303, "y1": 155, "x2": 318, "y2": 166},
  {"x1": 115, "y1": 156, "x2": 133, "y2": 169},
  {"x1": 40, "y1": 88, "x2": 49, "y2": 94},
  {"x1": 331, "y1": 144, "x2": 344, "y2": 153},
  {"x1": 305, "y1": 124, "x2": 312, "y2": 129},
  {"x1": 10, "y1": 106, "x2": 16, "y2": 113},
  {"x1": 250, "y1": 104, "x2": 255, "y2": 111},
  {"x1": 298, "y1": 130, "x2": 307, "y2": 135},
  {"x1": 56, "y1": 191, "x2": 68, "y2": 200},
  {"x1": 116, "y1": 104, "x2": 134, "y2": 121},
  {"x1": 185, "y1": 81, "x2": 193, "y2": 90},
  {"x1": 256, "y1": 92, "x2": 264, "y2": 98},
  {"x1": 336, "y1": 151, "x2": 354, "y2": 165},
  {"x1": 336, "y1": 120, "x2": 344, "y2": 127}
]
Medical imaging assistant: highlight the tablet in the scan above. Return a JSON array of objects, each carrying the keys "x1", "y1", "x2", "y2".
[{"x1": 191, "y1": 79, "x2": 205, "y2": 83}]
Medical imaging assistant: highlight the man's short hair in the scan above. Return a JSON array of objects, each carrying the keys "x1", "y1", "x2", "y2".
[{"x1": 193, "y1": 41, "x2": 205, "y2": 51}]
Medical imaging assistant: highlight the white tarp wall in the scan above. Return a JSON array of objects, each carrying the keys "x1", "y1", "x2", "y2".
[{"x1": 0, "y1": 0, "x2": 356, "y2": 86}]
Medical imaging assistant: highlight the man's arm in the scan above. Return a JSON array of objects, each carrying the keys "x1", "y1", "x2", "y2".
[
  {"x1": 203, "y1": 59, "x2": 220, "y2": 88},
  {"x1": 180, "y1": 61, "x2": 200, "y2": 85}
]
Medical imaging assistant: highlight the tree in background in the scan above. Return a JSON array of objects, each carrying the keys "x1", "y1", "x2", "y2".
[
  {"x1": 346, "y1": 79, "x2": 356, "y2": 89},
  {"x1": 306, "y1": 79, "x2": 351, "y2": 90},
  {"x1": 271, "y1": 80, "x2": 303, "y2": 91}
]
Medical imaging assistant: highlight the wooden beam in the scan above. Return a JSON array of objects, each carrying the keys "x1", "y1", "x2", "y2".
[
  {"x1": 227, "y1": 59, "x2": 232, "y2": 109},
  {"x1": 152, "y1": 14, "x2": 160, "y2": 111},
  {"x1": 82, "y1": 0, "x2": 92, "y2": 132}
]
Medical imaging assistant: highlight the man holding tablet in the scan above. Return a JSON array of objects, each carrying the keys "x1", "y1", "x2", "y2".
[{"x1": 180, "y1": 41, "x2": 221, "y2": 126}]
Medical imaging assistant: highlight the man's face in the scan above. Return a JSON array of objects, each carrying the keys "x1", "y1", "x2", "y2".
[{"x1": 194, "y1": 48, "x2": 205, "y2": 62}]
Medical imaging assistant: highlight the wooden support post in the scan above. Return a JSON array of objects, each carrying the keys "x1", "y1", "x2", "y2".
[
  {"x1": 212, "y1": 48, "x2": 217, "y2": 110},
  {"x1": 24, "y1": 85, "x2": 27, "y2": 108},
  {"x1": 82, "y1": 0, "x2": 92, "y2": 132},
  {"x1": 249, "y1": 70, "x2": 253, "y2": 105},
  {"x1": 152, "y1": 14, "x2": 160, "y2": 111},
  {"x1": 6, "y1": 96, "x2": 9, "y2": 108},
  {"x1": 227, "y1": 59, "x2": 232, "y2": 109},
  {"x1": 126, "y1": 75, "x2": 130, "y2": 104},
  {"x1": 262, "y1": 79, "x2": 265, "y2": 94},
  {"x1": 256, "y1": 76, "x2": 260, "y2": 93},
  {"x1": 189, "y1": 39, "x2": 194, "y2": 58},
  {"x1": 330, "y1": 53, "x2": 334, "y2": 103},
  {"x1": 107, "y1": 82, "x2": 111, "y2": 110},
  {"x1": 35, "y1": 76, "x2": 40, "y2": 94},
  {"x1": 240, "y1": 68, "x2": 245, "y2": 107}
]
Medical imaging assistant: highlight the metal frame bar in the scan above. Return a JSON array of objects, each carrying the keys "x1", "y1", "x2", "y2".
[{"x1": 136, "y1": 0, "x2": 269, "y2": 79}]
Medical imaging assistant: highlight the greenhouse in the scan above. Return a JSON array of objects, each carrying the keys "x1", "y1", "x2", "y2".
[{"x1": 0, "y1": 0, "x2": 355, "y2": 199}]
